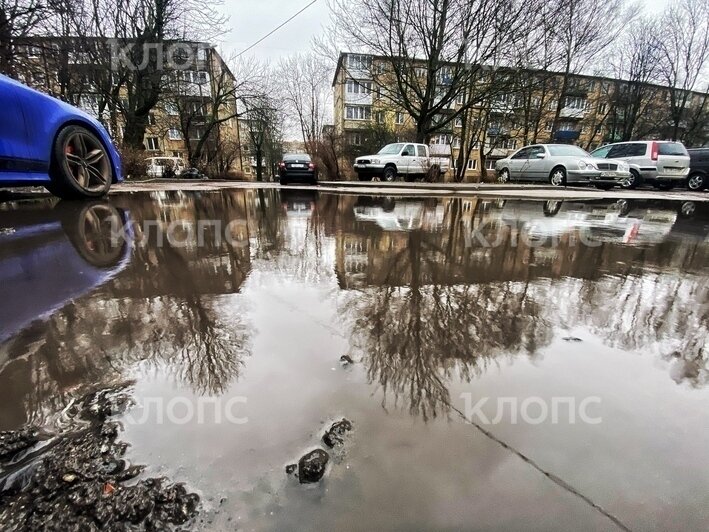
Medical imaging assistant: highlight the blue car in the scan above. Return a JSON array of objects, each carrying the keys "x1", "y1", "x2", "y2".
[{"x1": 0, "y1": 74, "x2": 123, "y2": 199}]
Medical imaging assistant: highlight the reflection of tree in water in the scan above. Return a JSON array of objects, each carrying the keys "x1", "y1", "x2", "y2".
[{"x1": 341, "y1": 231, "x2": 552, "y2": 421}]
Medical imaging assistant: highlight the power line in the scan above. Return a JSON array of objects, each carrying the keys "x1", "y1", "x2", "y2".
[{"x1": 235, "y1": 0, "x2": 320, "y2": 58}]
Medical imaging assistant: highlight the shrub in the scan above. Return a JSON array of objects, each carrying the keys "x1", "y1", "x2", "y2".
[{"x1": 119, "y1": 146, "x2": 148, "y2": 180}]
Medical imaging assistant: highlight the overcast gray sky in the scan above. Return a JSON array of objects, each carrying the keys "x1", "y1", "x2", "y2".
[{"x1": 218, "y1": 0, "x2": 673, "y2": 62}]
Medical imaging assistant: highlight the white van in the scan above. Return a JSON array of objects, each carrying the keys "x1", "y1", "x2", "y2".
[{"x1": 145, "y1": 157, "x2": 186, "y2": 178}]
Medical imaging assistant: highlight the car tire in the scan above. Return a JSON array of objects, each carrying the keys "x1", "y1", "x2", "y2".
[
  {"x1": 621, "y1": 169, "x2": 640, "y2": 189},
  {"x1": 498, "y1": 168, "x2": 510, "y2": 184},
  {"x1": 595, "y1": 184, "x2": 613, "y2": 190},
  {"x1": 543, "y1": 200, "x2": 563, "y2": 217},
  {"x1": 549, "y1": 166, "x2": 567, "y2": 187},
  {"x1": 49, "y1": 125, "x2": 113, "y2": 200},
  {"x1": 687, "y1": 173, "x2": 705, "y2": 191},
  {"x1": 382, "y1": 166, "x2": 397, "y2": 182},
  {"x1": 426, "y1": 165, "x2": 441, "y2": 183}
]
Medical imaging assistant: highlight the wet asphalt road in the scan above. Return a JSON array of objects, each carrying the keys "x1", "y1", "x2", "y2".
[{"x1": 0, "y1": 188, "x2": 708, "y2": 531}]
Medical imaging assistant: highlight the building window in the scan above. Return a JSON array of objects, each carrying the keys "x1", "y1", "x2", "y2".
[
  {"x1": 348, "y1": 132, "x2": 363, "y2": 146},
  {"x1": 545, "y1": 121, "x2": 553, "y2": 132},
  {"x1": 467, "y1": 159, "x2": 477, "y2": 170},
  {"x1": 375, "y1": 111, "x2": 385, "y2": 124},
  {"x1": 598, "y1": 103, "x2": 607, "y2": 114},
  {"x1": 347, "y1": 54, "x2": 371, "y2": 70},
  {"x1": 168, "y1": 128, "x2": 182, "y2": 140},
  {"x1": 558, "y1": 121, "x2": 576, "y2": 131},
  {"x1": 456, "y1": 93, "x2": 465, "y2": 105},
  {"x1": 486, "y1": 159, "x2": 496, "y2": 170},
  {"x1": 146, "y1": 137, "x2": 160, "y2": 151},
  {"x1": 452, "y1": 137, "x2": 461, "y2": 148},
  {"x1": 395, "y1": 112, "x2": 404, "y2": 125},
  {"x1": 165, "y1": 102, "x2": 179, "y2": 116},
  {"x1": 346, "y1": 105, "x2": 372, "y2": 120},
  {"x1": 548, "y1": 99, "x2": 557, "y2": 110},
  {"x1": 505, "y1": 139, "x2": 517, "y2": 150},
  {"x1": 172, "y1": 151, "x2": 183, "y2": 159},
  {"x1": 148, "y1": 113, "x2": 156, "y2": 126},
  {"x1": 454, "y1": 117, "x2": 463, "y2": 128},
  {"x1": 563, "y1": 96, "x2": 587, "y2": 109},
  {"x1": 346, "y1": 79, "x2": 372, "y2": 94},
  {"x1": 431, "y1": 134, "x2": 452, "y2": 145}
]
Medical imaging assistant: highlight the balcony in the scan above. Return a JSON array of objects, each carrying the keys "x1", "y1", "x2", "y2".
[
  {"x1": 487, "y1": 126, "x2": 509, "y2": 137},
  {"x1": 559, "y1": 106, "x2": 586, "y2": 119},
  {"x1": 554, "y1": 130, "x2": 581, "y2": 141}
]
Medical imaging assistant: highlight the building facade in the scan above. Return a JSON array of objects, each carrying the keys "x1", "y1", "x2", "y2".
[{"x1": 332, "y1": 52, "x2": 708, "y2": 181}]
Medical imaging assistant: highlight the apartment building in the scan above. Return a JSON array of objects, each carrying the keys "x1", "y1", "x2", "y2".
[
  {"x1": 332, "y1": 52, "x2": 708, "y2": 181},
  {"x1": 12, "y1": 37, "x2": 243, "y2": 175}
]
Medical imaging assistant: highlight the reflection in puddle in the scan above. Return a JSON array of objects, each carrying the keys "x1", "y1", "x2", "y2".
[{"x1": 0, "y1": 191, "x2": 708, "y2": 531}]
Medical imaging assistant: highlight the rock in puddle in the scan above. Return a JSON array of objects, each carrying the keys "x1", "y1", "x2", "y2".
[
  {"x1": 339, "y1": 355, "x2": 354, "y2": 365},
  {"x1": 322, "y1": 419, "x2": 353, "y2": 448},
  {"x1": 562, "y1": 337, "x2": 583, "y2": 342},
  {"x1": 297, "y1": 449, "x2": 330, "y2": 484}
]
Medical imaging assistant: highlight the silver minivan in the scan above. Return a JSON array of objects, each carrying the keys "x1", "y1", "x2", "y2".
[{"x1": 590, "y1": 141, "x2": 690, "y2": 190}]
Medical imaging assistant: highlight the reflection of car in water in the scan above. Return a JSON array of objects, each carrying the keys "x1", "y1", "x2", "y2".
[
  {"x1": 0, "y1": 202, "x2": 132, "y2": 344},
  {"x1": 280, "y1": 189, "x2": 317, "y2": 218},
  {"x1": 499, "y1": 199, "x2": 680, "y2": 245},
  {"x1": 355, "y1": 201, "x2": 425, "y2": 231}
]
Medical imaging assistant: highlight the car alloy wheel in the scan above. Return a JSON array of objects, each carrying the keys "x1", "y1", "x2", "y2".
[
  {"x1": 621, "y1": 170, "x2": 638, "y2": 189},
  {"x1": 498, "y1": 169, "x2": 510, "y2": 183},
  {"x1": 549, "y1": 168, "x2": 566, "y2": 187},
  {"x1": 62, "y1": 130, "x2": 111, "y2": 194},
  {"x1": 688, "y1": 174, "x2": 705, "y2": 191},
  {"x1": 383, "y1": 167, "x2": 396, "y2": 182}
]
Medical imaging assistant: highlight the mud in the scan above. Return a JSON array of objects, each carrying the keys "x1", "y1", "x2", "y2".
[{"x1": 0, "y1": 388, "x2": 199, "y2": 531}]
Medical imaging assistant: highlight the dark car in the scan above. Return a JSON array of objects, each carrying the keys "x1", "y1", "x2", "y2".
[
  {"x1": 687, "y1": 148, "x2": 709, "y2": 191},
  {"x1": 180, "y1": 167, "x2": 207, "y2": 180},
  {"x1": 278, "y1": 154, "x2": 317, "y2": 186}
]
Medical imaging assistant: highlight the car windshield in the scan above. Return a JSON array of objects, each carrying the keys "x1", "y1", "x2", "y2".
[
  {"x1": 658, "y1": 143, "x2": 687, "y2": 156},
  {"x1": 284, "y1": 154, "x2": 311, "y2": 162},
  {"x1": 547, "y1": 145, "x2": 590, "y2": 157},
  {"x1": 378, "y1": 143, "x2": 405, "y2": 155}
]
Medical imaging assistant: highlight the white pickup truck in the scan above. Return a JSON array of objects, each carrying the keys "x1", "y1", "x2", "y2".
[{"x1": 353, "y1": 142, "x2": 451, "y2": 182}]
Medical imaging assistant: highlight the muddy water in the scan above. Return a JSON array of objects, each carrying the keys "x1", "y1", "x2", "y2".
[{"x1": 1, "y1": 190, "x2": 708, "y2": 531}]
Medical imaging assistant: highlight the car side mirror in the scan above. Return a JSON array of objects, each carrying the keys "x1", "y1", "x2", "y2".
[{"x1": 536, "y1": 153, "x2": 546, "y2": 159}]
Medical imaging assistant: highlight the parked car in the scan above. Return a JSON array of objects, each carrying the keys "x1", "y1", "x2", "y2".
[
  {"x1": 354, "y1": 142, "x2": 451, "y2": 182},
  {"x1": 179, "y1": 167, "x2": 207, "y2": 180},
  {"x1": 0, "y1": 74, "x2": 122, "y2": 199},
  {"x1": 686, "y1": 148, "x2": 709, "y2": 191},
  {"x1": 590, "y1": 141, "x2": 690, "y2": 190},
  {"x1": 495, "y1": 144, "x2": 630, "y2": 189},
  {"x1": 279, "y1": 153, "x2": 318, "y2": 185},
  {"x1": 145, "y1": 156, "x2": 186, "y2": 178}
]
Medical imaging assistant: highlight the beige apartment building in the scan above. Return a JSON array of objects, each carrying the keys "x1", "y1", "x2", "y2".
[
  {"x1": 332, "y1": 52, "x2": 708, "y2": 181},
  {"x1": 13, "y1": 37, "x2": 243, "y2": 176}
]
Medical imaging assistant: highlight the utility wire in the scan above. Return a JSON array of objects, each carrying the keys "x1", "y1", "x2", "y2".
[{"x1": 235, "y1": 0, "x2": 320, "y2": 58}]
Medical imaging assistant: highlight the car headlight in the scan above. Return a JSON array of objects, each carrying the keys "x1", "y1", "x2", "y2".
[{"x1": 370, "y1": 159, "x2": 380, "y2": 164}]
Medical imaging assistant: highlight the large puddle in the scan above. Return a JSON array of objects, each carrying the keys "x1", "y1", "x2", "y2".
[{"x1": 1, "y1": 190, "x2": 708, "y2": 531}]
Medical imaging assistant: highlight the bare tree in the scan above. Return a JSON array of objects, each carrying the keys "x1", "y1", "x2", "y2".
[
  {"x1": 0, "y1": 0, "x2": 44, "y2": 76},
  {"x1": 327, "y1": 0, "x2": 537, "y2": 142},
  {"x1": 657, "y1": 0, "x2": 709, "y2": 141},
  {"x1": 277, "y1": 53, "x2": 332, "y2": 158}
]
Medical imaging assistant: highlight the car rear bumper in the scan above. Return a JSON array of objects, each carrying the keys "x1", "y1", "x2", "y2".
[
  {"x1": 280, "y1": 170, "x2": 317, "y2": 182},
  {"x1": 638, "y1": 167, "x2": 690, "y2": 181}
]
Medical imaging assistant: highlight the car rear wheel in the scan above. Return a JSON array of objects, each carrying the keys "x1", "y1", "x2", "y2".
[
  {"x1": 687, "y1": 173, "x2": 705, "y2": 191},
  {"x1": 549, "y1": 167, "x2": 567, "y2": 187},
  {"x1": 49, "y1": 126, "x2": 113, "y2": 200},
  {"x1": 498, "y1": 168, "x2": 510, "y2": 183}
]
